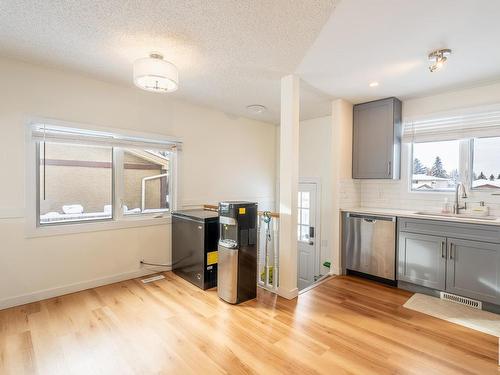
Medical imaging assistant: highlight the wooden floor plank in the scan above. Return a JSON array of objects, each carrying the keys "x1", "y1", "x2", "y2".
[{"x1": 0, "y1": 274, "x2": 497, "y2": 374}]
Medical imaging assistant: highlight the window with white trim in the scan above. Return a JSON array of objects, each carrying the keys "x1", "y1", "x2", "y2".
[
  {"x1": 404, "y1": 104, "x2": 500, "y2": 192},
  {"x1": 471, "y1": 136, "x2": 500, "y2": 190},
  {"x1": 39, "y1": 142, "x2": 114, "y2": 224},
  {"x1": 121, "y1": 149, "x2": 170, "y2": 215},
  {"x1": 32, "y1": 123, "x2": 180, "y2": 226},
  {"x1": 411, "y1": 140, "x2": 460, "y2": 192}
]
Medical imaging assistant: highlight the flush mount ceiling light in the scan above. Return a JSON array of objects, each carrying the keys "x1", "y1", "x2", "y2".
[
  {"x1": 133, "y1": 52, "x2": 179, "y2": 93},
  {"x1": 428, "y1": 48, "x2": 452, "y2": 72},
  {"x1": 369, "y1": 81, "x2": 379, "y2": 87},
  {"x1": 246, "y1": 104, "x2": 267, "y2": 114}
]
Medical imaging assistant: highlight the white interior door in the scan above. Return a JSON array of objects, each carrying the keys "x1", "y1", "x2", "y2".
[{"x1": 297, "y1": 182, "x2": 318, "y2": 290}]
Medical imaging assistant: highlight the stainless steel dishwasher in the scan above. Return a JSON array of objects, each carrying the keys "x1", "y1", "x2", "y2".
[{"x1": 343, "y1": 212, "x2": 396, "y2": 284}]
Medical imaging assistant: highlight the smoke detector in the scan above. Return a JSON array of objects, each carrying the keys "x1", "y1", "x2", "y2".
[{"x1": 246, "y1": 104, "x2": 267, "y2": 114}]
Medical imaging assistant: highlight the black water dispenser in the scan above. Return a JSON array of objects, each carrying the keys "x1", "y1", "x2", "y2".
[{"x1": 217, "y1": 201, "x2": 257, "y2": 304}]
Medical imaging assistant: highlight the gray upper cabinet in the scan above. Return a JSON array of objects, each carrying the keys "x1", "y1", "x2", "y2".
[
  {"x1": 446, "y1": 238, "x2": 500, "y2": 304},
  {"x1": 398, "y1": 232, "x2": 446, "y2": 290},
  {"x1": 353, "y1": 97, "x2": 402, "y2": 179}
]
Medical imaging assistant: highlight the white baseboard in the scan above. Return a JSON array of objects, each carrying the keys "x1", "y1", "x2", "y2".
[
  {"x1": 277, "y1": 287, "x2": 299, "y2": 300},
  {"x1": 0, "y1": 266, "x2": 170, "y2": 310}
]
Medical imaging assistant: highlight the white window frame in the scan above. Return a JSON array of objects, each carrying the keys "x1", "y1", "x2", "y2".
[
  {"x1": 408, "y1": 138, "x2": 496, "y2": 193},
  {"x1": 409, "y1": 139, "x2": 466, "y2": 193},
  {"x1": 469, "y1": 136, "x2": 500, "y2": 192},
  {"x1": 25, "y1": 118, "x2": 181, "y2": 237}
]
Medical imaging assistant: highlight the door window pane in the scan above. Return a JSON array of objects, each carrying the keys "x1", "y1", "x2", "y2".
[
  {"x1": 39, "y1": 142, "x2": 112, "y2": 224},
  {"x1": 301, "y1": 192, "x2": 310, "y2": 208},
  {"x1": 472, "y1": 137, "x2": 500, "y2": 190},
  {"x1": 301, "y1": 209, "x2": 309, "y2": 226},
  {"x1": 411, "y1": 140, "x2": 459, "y2": 191},
  {"x1": 122, "y1": 149, "x2": 169, "y2": 214}
]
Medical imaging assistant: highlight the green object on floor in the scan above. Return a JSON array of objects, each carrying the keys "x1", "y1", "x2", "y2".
[
  {"x1": 260, "y1": 266, "x2": 273, "y2": 284},
  {"x1": 323, "y1": 261, "x2": 331, "y2": 268}
]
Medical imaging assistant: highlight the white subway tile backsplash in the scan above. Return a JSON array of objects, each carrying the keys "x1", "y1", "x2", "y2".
[
  {"x1": 359, "y1": 180, "x2": 500, "y2": 217},
  {"x1": 339, "y1": 179, "x2": 361, "y2": 208}
]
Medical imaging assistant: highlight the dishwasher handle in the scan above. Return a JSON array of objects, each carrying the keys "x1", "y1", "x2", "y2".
[{"x1": 345, "y1": 212, "x2": 396, "y2": 222}]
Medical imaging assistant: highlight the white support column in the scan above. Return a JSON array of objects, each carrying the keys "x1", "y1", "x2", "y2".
[
  {"x1": 278, "y1": 75, "x2": 300, "y2": 299},
  {"x1": 330, "y1": 99, "x2": 354, "y2": 275}
]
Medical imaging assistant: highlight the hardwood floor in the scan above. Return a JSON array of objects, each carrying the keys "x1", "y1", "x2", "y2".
[{"x1": 0, "y1": 273, "x2": 497, "y2": 374}]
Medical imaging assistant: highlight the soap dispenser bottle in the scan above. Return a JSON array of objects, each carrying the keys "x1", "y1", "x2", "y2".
[{"x1": 441, "y1": 198, "x2": 451, "y2": 214}]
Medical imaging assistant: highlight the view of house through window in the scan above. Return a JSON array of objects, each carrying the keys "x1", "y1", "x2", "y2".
[
  {"x1": 38, "y1": 141, "x2": 171, "y2": 225},
  {"x1": 39, "y1": 142, "x2": 113, "y2": 224},
  {"x1": 122, "y1": 149, "x2": 169, "y2": 214},
  {"x1": 411, "y1": 140, "x2": 460, "y2": 191},
  {"x1": 472, "y1": 136, "x2": 500, "y2": 190}
]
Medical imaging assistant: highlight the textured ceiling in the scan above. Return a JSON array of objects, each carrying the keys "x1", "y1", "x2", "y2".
[
  {"x1": 0, "y1": 0, "x2": 336, "y2": 124},
  {"x1": 297, "y1": 0, "x2": 500, "y2": 105}
]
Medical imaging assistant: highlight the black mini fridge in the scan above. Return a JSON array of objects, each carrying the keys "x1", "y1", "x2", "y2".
[{"x1": 172, "y1": 210, "x2": 219, "y2": 290}]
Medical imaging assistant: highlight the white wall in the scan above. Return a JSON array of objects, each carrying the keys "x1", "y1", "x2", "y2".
[
  {"x1": 0, "y1": 58, "x2": 276, "y2": 309},
  {"x1": 360, "y1": 82, "x2": 500, "y2": 215},
  {"x1": 299, "y1": 107, "x2": 360, "y2": 277},
  {"x1": 299, "y1": 116, "x2": 332, "y2": 275}
]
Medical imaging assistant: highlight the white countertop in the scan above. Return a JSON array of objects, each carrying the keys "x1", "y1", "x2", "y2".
[{"x1": 342, "y1": 207, "x2": 500, "y2": 227}]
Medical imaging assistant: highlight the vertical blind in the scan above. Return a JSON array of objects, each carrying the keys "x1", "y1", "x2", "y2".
[{"x1": 402, "y1": 103, "x2": 500, "y2": 142}]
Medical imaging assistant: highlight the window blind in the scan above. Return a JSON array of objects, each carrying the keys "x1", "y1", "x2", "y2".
[
  {"x1": 402, "y1": 103, "x2": 500, "y2": 142},
  {"x1": 31, "y1": 123, "x2": 182, "y2": 151}
]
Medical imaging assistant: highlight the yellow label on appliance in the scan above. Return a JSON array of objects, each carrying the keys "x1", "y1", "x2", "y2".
[
  {"x1": 239, "y1": 207, "x2": 246, "y2": 214},
  {"x1": 207, "y1": 251, "x2": 218, "y2": 265}
]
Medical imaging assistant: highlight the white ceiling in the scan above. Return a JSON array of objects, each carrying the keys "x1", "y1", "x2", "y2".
[
  {"x1": 0, "y1": 0, "x2": 336, "y2": 124},
  {"x1": 297, "y1": 0, "x2": 500, "y2": 105}
]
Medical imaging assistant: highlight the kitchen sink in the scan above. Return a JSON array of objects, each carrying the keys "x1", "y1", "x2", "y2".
[{"x1": 415, "y1": 211, "x2": 498, "y2": 221}]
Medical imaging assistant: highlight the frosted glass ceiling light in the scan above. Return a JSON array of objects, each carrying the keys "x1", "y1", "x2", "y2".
[{"x1": 133, "y1": 52, "x2": 179, "y2": 93}]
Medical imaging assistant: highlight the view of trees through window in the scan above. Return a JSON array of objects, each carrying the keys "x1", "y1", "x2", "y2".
[
  {"x1": 411, "y1": 140, "x2": 459, "y2": 191},
  {"x1": 472, "y1": 136, "x2": 500, "y2": 189},
  {"x1": 412, "y1": 137, "x2": 500, "y2": 192}
]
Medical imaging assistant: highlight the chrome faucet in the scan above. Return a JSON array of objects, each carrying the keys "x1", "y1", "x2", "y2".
[{"x1": 453, "y1": 182, "x2": 468, "y2": 214}]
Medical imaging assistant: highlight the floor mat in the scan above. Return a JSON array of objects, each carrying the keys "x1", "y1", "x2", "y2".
[{"x1": 404, "y1": 293, "x2": 500, "y2": 337}]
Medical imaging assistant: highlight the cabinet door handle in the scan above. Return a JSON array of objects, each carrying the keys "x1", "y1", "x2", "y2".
[
  {"x1": 449, "y1": 243, "x2": 454, "y2": 259},
  {"x1": 441, "y1": 242, "x2": 446, "y2": 258},
  {"x1": 387, "y1": 161, "x2": 392, "y2": 176}
]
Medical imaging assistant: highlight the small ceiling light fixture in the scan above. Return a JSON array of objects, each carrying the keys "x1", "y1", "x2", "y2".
[
  {"x1": 133, "y1": 52, "x2": 179, "y2": 93},
  {"x1": 369, "y1": 81, "x2": 379, "y2": 87},
  {"x1": 428, "y1": 48, "x2": 452, "y2": 72},
  {"x1": 246, "y1": 104, "x2": 267, "y2": 114}
]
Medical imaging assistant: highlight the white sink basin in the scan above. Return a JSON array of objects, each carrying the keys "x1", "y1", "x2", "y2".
[{"x1": 415, "y1": 211, "x2": 497, "y2": 221}]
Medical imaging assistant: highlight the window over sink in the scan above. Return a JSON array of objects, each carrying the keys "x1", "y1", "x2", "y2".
[
  {"x1": 471, "y1": 136, "x2": 500, "y2": 190},
  {"x1": 411, "y1": 140, "x2": 460, "y2": 192},
  {"x1": 405, "y1": 104, "x2": 500, "y2": 193}
]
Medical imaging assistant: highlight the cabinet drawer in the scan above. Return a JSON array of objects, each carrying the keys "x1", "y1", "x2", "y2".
[{"x1": 398, "y1": 217, "x2": 500, "y2": 243}]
